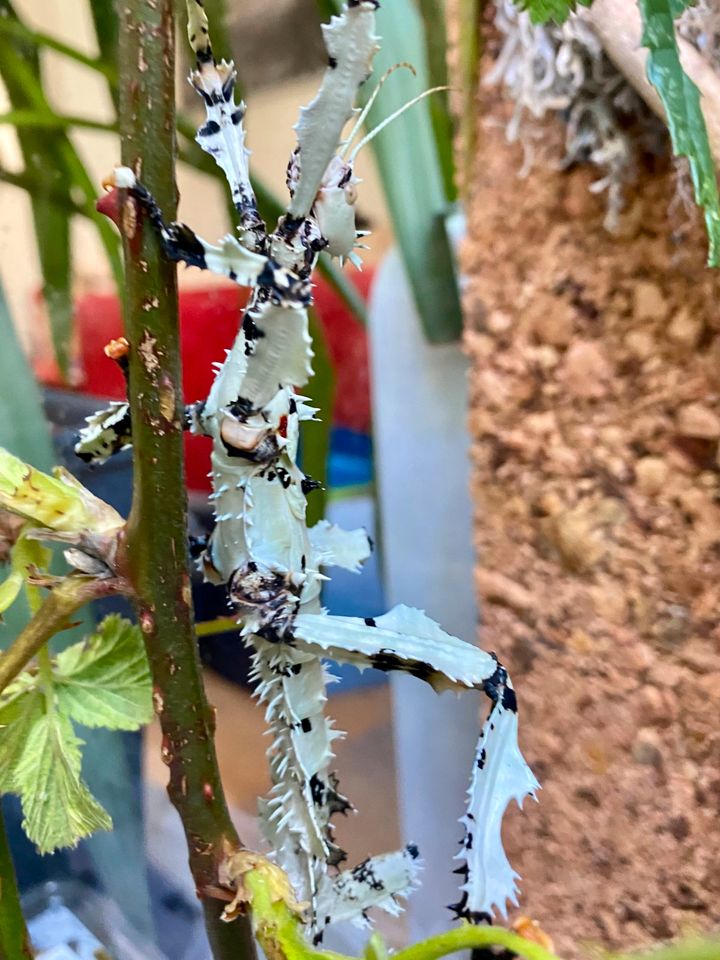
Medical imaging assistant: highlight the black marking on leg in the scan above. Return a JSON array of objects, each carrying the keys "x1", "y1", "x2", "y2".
[
  {"x1": 227, "y1": 396, "x2": 256, "y2": 421},
  {"x1": 309, "y1": 773, "x2": 326, "y2": 806},
  {"x1": 189, "y1": 535, "x2": 209, "y2": 559},
  {"x1": 301, "y1": 475, "x2": 322, "y2": 496},
  {"x1": 482, "y1": 659, "x2": 508, "y2": 705},
  {"x1": 327, "y1": 772, "x2": 352, "y2": 815},
  {"x1": 364, "y1": 617, "x2": 377, "y2": 627},
  {"x1": 327, "y1": 843, "x2": 348, "y2": 868},
  {"x1": 276, "y1": 467, "x2": 292, "y2": 489},
  {"x1": 163, "y1": 222, "x2": 208, "y2": 269},
  {"x1": 448, "y1": 872, "x2": 496, "y2": 922},
  {"x1": 368, "y1": 648, "x2": 435, "y2": 682},
  {"x1": 199, "y1": 119, "x2": 221, "y2": 137},
  {"x1": 300, "y1": 717, "x2": 312, "y2": 733},
  {"x1": 502, "y1": 685, "x2": 518, "y2": 713},
  {"x1": 243, "y1": 313, "x2": 266, "y2": 344},
  {"x1": 351, "y1": 857, "x2": 385, "y2": 892}
]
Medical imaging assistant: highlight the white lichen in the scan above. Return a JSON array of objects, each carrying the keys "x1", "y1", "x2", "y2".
[{"x1": 486, "y1": 0, "x2": 665, "y2": 232}]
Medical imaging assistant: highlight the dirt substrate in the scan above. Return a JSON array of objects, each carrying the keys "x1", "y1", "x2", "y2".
[{"x1": 463, "y1": 101, "x2": 720, "y2": 956}]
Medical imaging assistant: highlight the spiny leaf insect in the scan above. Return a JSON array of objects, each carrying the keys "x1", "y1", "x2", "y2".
[{"x1": 79, "y1": 0, "x2": 539, "y2": 940}]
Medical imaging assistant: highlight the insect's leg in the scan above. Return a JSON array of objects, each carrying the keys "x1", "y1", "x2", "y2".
[
  {"x1": 452, "y1": 664, "x2": 539, "y2": 923},
  {"x1": 290, "y1": 608, "x2": 538, "y2": 922},
  {"x1": 102, "y1": 168, "x2": 308, "y2": 305},
  {"x1": 74, "y1": 338, "x2": 132, "y2": 466},
  {"x1": 312, "y1": 845, "x2": 422, "y2": 943},
  {"x1": 185, "y1": 0, "x2": 266, "y2": 251},
  {"x1": 74, "y1": 338, "x2": 210, "y2": 466}
]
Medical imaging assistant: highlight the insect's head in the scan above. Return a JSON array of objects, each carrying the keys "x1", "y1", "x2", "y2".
[
  {"x1": 313, "y1": 156, "x2": 360, "y2": 260},
  {"x1": 309, "y1": 64, "x2": 446, "y2": 266}
]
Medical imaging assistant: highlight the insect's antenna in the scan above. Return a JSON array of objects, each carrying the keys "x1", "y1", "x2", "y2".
[
  {"x1": 340, "y1": 62, "x2": 416, "y2": 160},
  {"x1": 347, "y1": 86, "x2": 450, "y2": 164}
]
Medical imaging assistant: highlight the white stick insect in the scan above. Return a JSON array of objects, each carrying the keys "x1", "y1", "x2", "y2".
[{"x1": 79, "y1": 0, "x2": 539, "y2": 941}]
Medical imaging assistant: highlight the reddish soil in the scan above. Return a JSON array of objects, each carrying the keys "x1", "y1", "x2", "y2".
[{"x1": 463, "y1": 97, "x2": 720, "y2": 957}]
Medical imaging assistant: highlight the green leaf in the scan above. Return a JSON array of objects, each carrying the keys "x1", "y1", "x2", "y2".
[
  {"x1": 0, "y1": 535, "x2": 50, "y2": 615},
  {"x1": 14, "y1": 709, "x2": 111, "y2": 853},
  {"x1": 416, "y1": 0, "x2": 457, "y2": 202},
  {"x1": 0, "y1": 109, "x2": 117, "y2": 133},
  {"x1": 0, "y1": 447, "x2": 124, "y2": 535},
  {"x1": 303, "y1": 311, "x2": 336, "y2": 526},
  {"x1": 55, "y1": 615, "x2": 152, "y2": 731},
  {"x1": 0, "y1": 0, "x2": 123, "y2": 379},
  {"x1": 0, "y1": 278, "x2": 54, "y2": 468},
  {"x1": 518, "y1": 0, "x2": 593, "y2": 24},
  {"x1": 0, "y1": 688, "x2": 43, "y2": 793},
  {"x1": 0, "y1": 284, "x2": 153, "y2": 936},
  {"x1": 360, "y1": 0, "x2": 463, "y2": 342},
  {"x1": 639, "y1": 0, "x2": 720, "y2": 266},
  {"x1": 313, "y1": 0, "x2": 339, "y2": 21},
  {"x1": 87, "y1": 0, "x2": 119, "y2": 78}
]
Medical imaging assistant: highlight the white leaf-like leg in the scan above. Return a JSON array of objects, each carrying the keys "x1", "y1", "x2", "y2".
[
  {"x1": 314, "y1": 846, "x2": 422, "y2": 940},
  {"x1": 230, "y1": 303, "x2": 314, "y2": 410},
  {"x1": 453, "y1": 684, "x2": 540, "y2": 921},
  {"x1": 75, "y1": 402, "x2": 132, "y2": 466},
  {"x1": 290, "y1": 607, "x2": 538, "y2": 922},
  {"x1": 293, "y1": 605, "x2": 499, "y2": 690},
  {"x1": 308, "y1": 520, "x2": 372, "y2": 573},
  {"x1": 105, "y1": 168, "x2": 309, "y2": 304}
]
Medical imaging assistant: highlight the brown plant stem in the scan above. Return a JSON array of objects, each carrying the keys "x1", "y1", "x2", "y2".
[
  {"x1": 117, "y1": 4, "x2": 254, "y2": 959},
  {"x1": 0, "y1": 577, "x2": 126, "y2": 694},
  {"x1": 0, "y1": 803, "x2": 32, "y2": 960}
]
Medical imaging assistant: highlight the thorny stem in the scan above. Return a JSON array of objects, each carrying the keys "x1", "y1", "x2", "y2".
[
  {"x1": 0, "y1": 578, "x2": 125, "y2": 695},
  {"x1": 117, "y1": 4, "x2": 255, "y2": 959},
  {"x1": 0, "y1": 804, "x2": 32, "y2": 959}
]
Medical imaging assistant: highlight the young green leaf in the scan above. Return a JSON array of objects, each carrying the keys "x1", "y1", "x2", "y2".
[
  {"x1": 0, "y1": 535, "x2": 51, "y2": 615},
  {"x1": 0, "y1": 688, "x2": 43, "y2": 793},
  {"x1": 0, "y1": 448, "x2": 124, "y2": 536},
  {"x1": 639, "y1": 0, "x2": 720, "y2": 266},
  {"x1": 0, "y1": 615, "x2": 152, "y2": 851},
  {"x1": 518, "y1": 0, "x2": 593, "y2": 24},
  {"x1": 14, "y1": 709, "x2": 111, "y2": 853},
  {"x1": 55, "y1": 615, "x2": 153, "y2": 730}
]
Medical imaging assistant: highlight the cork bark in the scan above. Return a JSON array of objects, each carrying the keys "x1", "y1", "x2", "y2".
[{"x1": 463, "y1": 95, "x2": 720, "y2": 957}]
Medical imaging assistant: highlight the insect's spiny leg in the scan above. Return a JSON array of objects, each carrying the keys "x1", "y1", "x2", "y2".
[
  {"x1": 185, "y1": 0, "x2": 266, "y2": 250},
  {"x1": 454, "y1": 664, "x2": 539, "y2": 922}
]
